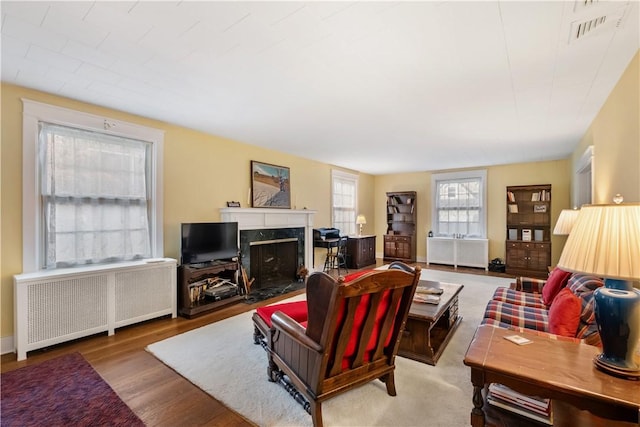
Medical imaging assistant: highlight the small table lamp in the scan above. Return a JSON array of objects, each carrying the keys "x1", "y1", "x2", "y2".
[
  {"x1": 356, "y1": 215, "x2": 367, "y2": 236},
  {"x1": 553, "y1": 208, "x2": 580, "y2": 235},
  {"x1": 557, "y1": 199, "x2": 640, "y2": 377}
]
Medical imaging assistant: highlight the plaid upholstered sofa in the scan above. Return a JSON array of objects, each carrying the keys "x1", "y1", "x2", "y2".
[{"x1": 481, "y1": 268, "x2": 604, "y2": 345}]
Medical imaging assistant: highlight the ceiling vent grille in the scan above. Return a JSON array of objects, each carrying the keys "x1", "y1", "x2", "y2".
[{"x1": 569, "y1": 4, "x2": 628, "y2": 43}]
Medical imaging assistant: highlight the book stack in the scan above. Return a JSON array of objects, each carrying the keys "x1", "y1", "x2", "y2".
[{"x1": 487, "y1": 383, "x2": 553, "y2": 425}]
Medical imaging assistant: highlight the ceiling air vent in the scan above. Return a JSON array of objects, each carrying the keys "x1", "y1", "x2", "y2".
[{"x1": 568, "y1": 4, "x2": 628, "y2": 43}]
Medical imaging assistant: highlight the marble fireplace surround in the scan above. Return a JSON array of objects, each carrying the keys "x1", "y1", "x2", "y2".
[{"x1": 219, "y1": 208, "x2": 317, "y2": 281}]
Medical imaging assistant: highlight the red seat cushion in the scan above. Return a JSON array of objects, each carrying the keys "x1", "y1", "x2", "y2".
[
  {"x1": 255, "y1": 301, "x2": 308, "y2": 328},
  {"x1": 541, "y1": 267, "x2": 572, "y2": 306},
  {"x1": 548, "y1": 288, "x2": 582, "y2": 337}
]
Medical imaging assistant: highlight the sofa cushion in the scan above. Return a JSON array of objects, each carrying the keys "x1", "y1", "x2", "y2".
[
  {"x1": 491, "y1": 287, "x2": 546, "y2": 309},
  {"x1": 542, "y1": 267, "x2": 572, "y2": 306},
  {"x1": 482, "y1": 300, "x2": 549, "y2": 332},
  {"x1": 548, "y1": 288, "x2": 581, "y2": 337},
  {"x1": 566, "y1": 275, "x2": 603, "y2": 340}
]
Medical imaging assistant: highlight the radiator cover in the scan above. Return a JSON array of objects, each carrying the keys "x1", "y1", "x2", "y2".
[
  {"x1": 427, "y1": 237, "x2": 489, "y2": 270},
  {"x1": 14, "y1": 259, "x2": 176, "y2": 360}
]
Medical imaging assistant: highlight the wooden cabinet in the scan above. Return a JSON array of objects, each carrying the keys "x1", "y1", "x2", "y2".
[
  {"x1": 178, "y1": 261, "x2": 243, "y2": 318},
  {"x1": 346, "y1": 235, "x2": 376, "y2": 269},
  {"x1": 505, "y1": 185, "x2": 551, "y2": 278},
  {"x1": 384, "y1": 191, "x2": 417, "y2": 262}
]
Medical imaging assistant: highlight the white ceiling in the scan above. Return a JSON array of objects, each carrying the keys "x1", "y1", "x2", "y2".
[{"x1": 2, "y1": 1, "x2": 638, "y2": 175}]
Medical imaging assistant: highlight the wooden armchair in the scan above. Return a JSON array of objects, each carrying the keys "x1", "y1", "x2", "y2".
[{"x1": 267, "y1": 264, "x2": 421, "y2": 427}]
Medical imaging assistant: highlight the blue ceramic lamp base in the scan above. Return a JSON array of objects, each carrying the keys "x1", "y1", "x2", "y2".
[{"x1": 593, "y1": 279, "x2": 640, "y2": 379}]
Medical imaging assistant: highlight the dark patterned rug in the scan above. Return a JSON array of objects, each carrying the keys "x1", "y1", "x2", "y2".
[{"x1": 1, "y1": 352, "x2": 144, "y2": 427}]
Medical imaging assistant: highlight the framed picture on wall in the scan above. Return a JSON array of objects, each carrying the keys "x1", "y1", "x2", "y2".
[{"x1": 251, "y1": 161, "x2": 291, "y2": 208}]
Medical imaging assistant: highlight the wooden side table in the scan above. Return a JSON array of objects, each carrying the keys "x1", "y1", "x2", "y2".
[{"x1": 463, "y1": 325, "x2": 640, "y2": 426}]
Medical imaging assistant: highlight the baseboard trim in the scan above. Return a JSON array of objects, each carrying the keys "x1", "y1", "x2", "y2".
[{"x1": 1, "y1": 335, "x2": 15, "y2": 355}]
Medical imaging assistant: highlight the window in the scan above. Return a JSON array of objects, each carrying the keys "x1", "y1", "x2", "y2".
[
  {"x1": 431, "y1": 170, "x2": 487, "y2": 238},
  {"x1": 22, "y1": 100, "x2": 164, "y2": 272},
  {"x1": 331, "y1": 170, "x2": 358, "y2": 236}
]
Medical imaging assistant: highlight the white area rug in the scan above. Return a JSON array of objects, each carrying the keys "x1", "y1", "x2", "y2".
[{"x1": 147, "y1": 270, "x2": 512, "y2": 427}]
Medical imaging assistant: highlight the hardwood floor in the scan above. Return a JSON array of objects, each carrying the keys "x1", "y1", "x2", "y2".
[{"x1": 1, "y1": 262, "x2": 512, "y2": 426}]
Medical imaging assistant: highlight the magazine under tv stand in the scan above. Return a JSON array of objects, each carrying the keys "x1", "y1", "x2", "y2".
[{"x1": 178, "y1": 260, "x2": 243, "y2": 318}]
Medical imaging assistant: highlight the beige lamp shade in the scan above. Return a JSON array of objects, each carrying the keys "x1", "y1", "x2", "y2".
[
  {"x1": 553, "y1": 209, "x2": 580, "y2": 235},
  {"x1": 356, "y1": 215, "x2": 367, "y2": 225},
  {"x1": 557, "y1": 203, "x2": 640, "y2": 281}
]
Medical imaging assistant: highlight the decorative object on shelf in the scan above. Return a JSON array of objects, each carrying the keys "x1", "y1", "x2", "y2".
[
  {"x1": 356, "y1": 214, "x2": 367, "y2": 235},
  {"x1": 522, "y1": 229, "x2": 532, "y2": 241},
  {"x1": 250, "y1": 161, "x2": 291, "y2": 208},
  {"x1": 226, "y1": 201, "x2": 241, "y2": 207},
  {"x1": 553, "y1": 208, "x2": 580, "y2": 235},
  {"x1": 533, "y1": 204, "x2": 547, "y2": 213},
  {"x1": 557, "y1": 197, "x2": 640, "y2": 378}
]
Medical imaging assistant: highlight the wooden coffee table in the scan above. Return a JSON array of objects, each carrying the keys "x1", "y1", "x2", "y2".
[
  {"x1": 398, "y1": 280, "x2": 463, "y2": 365},
  {"x1": 464, "y1": 325, "x2": 640, "y2": 426}
]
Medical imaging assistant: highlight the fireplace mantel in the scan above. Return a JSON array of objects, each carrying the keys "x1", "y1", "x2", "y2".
[{"x1": 220, "y1": 208, "x2": 317, "y2": 270}]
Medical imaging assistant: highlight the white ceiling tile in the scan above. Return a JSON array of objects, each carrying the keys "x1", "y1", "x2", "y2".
[
  {"x1": 1, "y1": 34, "x2": 30, "y2": 57},
  {"x1": 26, "y1": 44, "x2": 82, "y2": 73},
  {"x1": 75, "y1": 62, "x2": 122, "y2": 85},
  {"x1": 62, "y1": 40, "x2": 117, "y2": 69},
  {"x1": 1, "y1": 1, "x2": 50, "y2": 27},
  {"x1": 2, "y1": 13, "x2": 67, "y2": 52},
  {"x1": 41, "y1": 6, "x2": 109, "y2": 48}
]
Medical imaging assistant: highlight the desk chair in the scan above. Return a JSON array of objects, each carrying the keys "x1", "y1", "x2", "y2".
[{"x1": 323, "y1": 236, "x2": 348, "y2": 275}]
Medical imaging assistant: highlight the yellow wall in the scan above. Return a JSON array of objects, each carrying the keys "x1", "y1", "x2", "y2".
[
  {"x1": 0, "y1": 83, "x2": 374, "y2": 337},
  {"x1": 1, "y1": 51, "x2": 637, "y2": 342},
  {"x1": 573, "y1": 50, "x2": 640, "y2": 204},
  {"x1": 374, "y1": 160, "x2": 572, "y2": 265}
]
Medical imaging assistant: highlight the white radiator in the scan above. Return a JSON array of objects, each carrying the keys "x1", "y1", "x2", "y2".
[
  {"x1": 14, "y1": 259, "x2": 176, "y2": 360},
  {"x1": 427, "y1": 237, "x2": 488, "y2": 270}
]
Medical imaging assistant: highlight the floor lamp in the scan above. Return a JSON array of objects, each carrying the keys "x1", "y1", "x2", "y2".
[{"x1": 557, "y1": 200, "x2": 640, "y2": 378}]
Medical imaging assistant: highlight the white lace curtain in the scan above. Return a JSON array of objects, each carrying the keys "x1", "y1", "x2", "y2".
[{"x1": 39, "y1": 122, "x2": 151, "y2": 268}]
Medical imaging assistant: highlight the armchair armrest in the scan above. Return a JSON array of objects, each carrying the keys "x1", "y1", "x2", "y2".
[
  {"x1": 511, "y1": 277, "x2": 546, "y2": 293},
  {"x1": 271, "y1": 311, "x2": 323, "y2": 353}
]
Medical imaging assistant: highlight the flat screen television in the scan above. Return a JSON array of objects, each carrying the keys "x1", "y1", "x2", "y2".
[{"x1": 180, "y1": 222, "x2": 238, "y2": 264}]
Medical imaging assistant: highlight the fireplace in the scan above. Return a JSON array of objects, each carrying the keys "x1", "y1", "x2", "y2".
[
  {"x1": 249, "y1": 238, "x2": 298, "y2": 288},
  {"x1": 221, "y1": 208, "x2": 316, "y2": 302},
  {"x1": 240, "y1": 228, "x2": 305, "y2": 289}
]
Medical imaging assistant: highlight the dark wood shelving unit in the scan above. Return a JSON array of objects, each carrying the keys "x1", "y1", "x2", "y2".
[
  {"x1": 505, "y1": 184, "x2": 551, "y2": 278},
  {"x1": 178, "y1": 260, "x2": 243, "y2": 318},
  {"x1": 384, "y1": 191, "x2": 416, "y2": 263}
]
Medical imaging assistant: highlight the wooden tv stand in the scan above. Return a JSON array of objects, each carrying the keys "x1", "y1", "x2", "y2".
[{"x1": 178, "y1": 260, "x2": 243, "y2": 318}]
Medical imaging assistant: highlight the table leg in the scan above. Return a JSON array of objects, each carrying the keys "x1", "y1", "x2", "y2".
[{"x1": 470, "y1": 368, "x2": 486, "y2": 427}]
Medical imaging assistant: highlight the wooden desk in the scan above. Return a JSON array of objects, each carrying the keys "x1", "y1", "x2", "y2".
[{"x1": 463, "y1": 325, "x2": 640, "y2": 426}]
